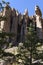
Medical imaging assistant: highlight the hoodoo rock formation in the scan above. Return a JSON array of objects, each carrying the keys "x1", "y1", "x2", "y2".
[{"x1": 0, "y1": 4, "x2": 43, "y2": 45}]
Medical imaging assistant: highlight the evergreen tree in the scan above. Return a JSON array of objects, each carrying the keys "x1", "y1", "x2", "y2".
[{"x1": 15, "y1": 20, "x2": 43, "y2": 65}]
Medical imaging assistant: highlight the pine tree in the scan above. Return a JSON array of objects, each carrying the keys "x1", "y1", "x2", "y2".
[{"x1": 15, "y1": 20, "x2": 43, "y2": 65}]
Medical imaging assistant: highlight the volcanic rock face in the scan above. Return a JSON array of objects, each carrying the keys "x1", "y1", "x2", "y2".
[{"x1": 0, "y1": 5, "x2": 43, "y2": 45}]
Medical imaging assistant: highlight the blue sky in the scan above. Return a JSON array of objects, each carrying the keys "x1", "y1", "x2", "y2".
[{"x1": 1, "y1": 0, "x2": 43, "y2": 16}]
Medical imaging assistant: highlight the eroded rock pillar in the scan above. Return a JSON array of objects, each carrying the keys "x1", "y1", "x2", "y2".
[{"x1": 35, "y1": 5, "x2": 43, "y2": 40}]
